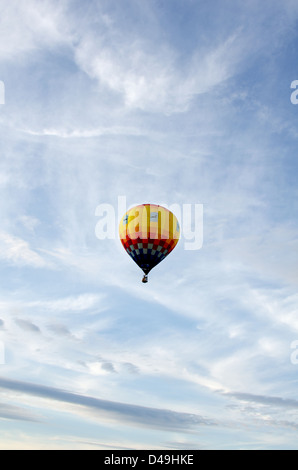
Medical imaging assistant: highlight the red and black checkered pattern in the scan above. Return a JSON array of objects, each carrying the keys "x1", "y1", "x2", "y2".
[{"x1": 120, "y1": 236, "x2": 177, "y2": 275}]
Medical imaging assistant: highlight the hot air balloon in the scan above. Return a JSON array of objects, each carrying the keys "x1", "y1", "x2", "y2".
[{"x1": 119, "y1": 204, "x2": 180, "y2": 283}]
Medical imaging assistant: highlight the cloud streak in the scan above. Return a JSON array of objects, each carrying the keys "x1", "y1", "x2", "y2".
[
  {"x1": 0, "y1": 402, "x2": 40, "y2": 423},
  {"x1": 0, "y1": 377, "x2": 215, "y2": 431},
  {"x1": 225, "y1": 391, "x2": 298, "y2": 410}
]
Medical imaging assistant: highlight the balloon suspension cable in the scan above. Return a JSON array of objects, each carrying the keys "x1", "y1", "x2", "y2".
[{"x1": 142, "y1": 274, "x2": 148, "y2": 283}]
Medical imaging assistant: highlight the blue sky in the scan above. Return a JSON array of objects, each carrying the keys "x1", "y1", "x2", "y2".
[{"x1": 0, "y1": 0, "x2": 298, "y2": 449}]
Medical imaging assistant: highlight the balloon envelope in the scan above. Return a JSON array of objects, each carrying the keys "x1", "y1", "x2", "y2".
[{"x1": 119, "y1": 204, "x2": 180, "y2": 280}]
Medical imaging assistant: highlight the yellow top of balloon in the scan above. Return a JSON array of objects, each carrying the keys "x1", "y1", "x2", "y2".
[{"x1": 119, "y1": 204, "x2": 180, "y2": 242}]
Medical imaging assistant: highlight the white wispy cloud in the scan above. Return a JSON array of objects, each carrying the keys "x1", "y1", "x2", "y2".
[
  {"x1": 0, "y1": 0, "x2": 71, "y2": 61},
  {"x1": 20, "y1": 126, "x2": 144, "y2": 138},
  {"x1": 0, "y1": 231, "x2": 48, "y2": 268},
  {"x1": 73, "y1": 25, "x2": 249, "y2": 113},
  {"x1": 27, "y1": 293, "x2": 105, "y2": 313}
]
